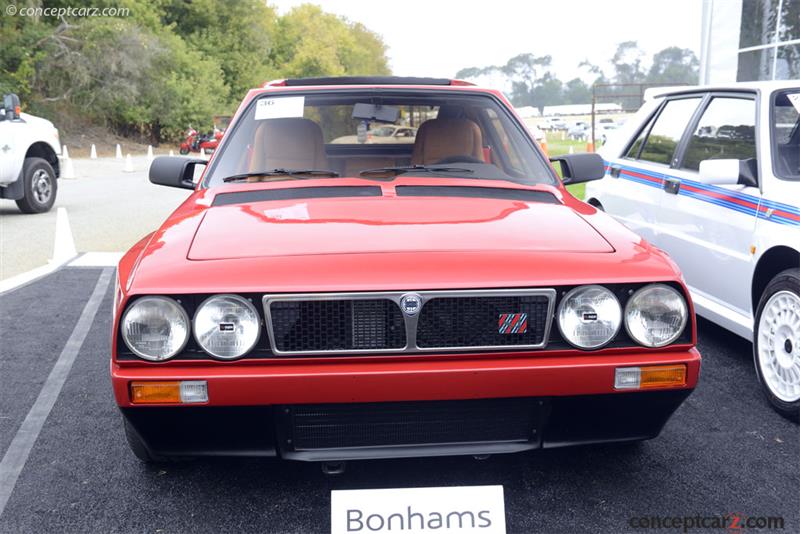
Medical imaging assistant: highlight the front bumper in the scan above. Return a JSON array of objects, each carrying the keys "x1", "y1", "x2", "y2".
[{"x1": 114, "y1": 348, "x2": 700, "y2": 460}]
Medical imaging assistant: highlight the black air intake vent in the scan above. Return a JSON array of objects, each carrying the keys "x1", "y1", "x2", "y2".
[
  {"x1": 396, "y1": 185, "x2": 558, "y2": 204},
  {"x1": 287, "y1": 398, "x2": 540, "y2": 450},
  {"x1": 212, "y1": 186, "x2": 382, "y2": 207}
]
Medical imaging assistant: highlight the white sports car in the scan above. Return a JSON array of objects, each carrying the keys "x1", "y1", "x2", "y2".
[{"x1": 586, "y1": 81, "x2": 800, "y2": 421}]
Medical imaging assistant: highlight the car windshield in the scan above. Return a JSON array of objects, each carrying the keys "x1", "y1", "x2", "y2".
[
  {"x1": 204, "y1": 91, "x2": 555, "y2": 187},
  {"x1": 772, "y1": 89, "x2": 800, "y2": 181}
]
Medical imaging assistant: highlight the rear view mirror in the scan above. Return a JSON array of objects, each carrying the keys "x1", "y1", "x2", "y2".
[
  {"x1": 550, "y1": 153, "x2": 606, "y2": 185},
  {"x1": 149, "y1": 156, "x2": 205, "y2": 190},
  {"x1": 698, "y1": 158, "x2": 758, "y2": 187},
  {"x1": 3, "y1": 93, "x2": 21, "y2": 121},
  {"x1": 352, "y1": 103, "x2": 399, "y2": 124}
]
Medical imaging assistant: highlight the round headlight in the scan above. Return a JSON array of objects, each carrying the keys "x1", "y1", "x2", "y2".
[
  {"x1": 625, "y1": 284, "x2": 688, "y2": 347},
  {"x1": 193, "y1": 294, "x2": 260, "y2": 360},
  {"x1": 121, "y1": 296, "x2": 190, "y2": 361},
  {"x1": 557, "y1": 285, "x2": 622, "y2": 349}
]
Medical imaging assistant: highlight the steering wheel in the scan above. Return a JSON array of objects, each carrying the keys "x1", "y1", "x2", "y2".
[{"x1": 434, "y1": 155, "x2": 485, "y2": 165}]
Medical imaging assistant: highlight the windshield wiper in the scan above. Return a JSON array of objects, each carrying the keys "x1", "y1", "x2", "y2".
[
  {"x1": 222, "y1": 168, "x2": 340, "y2": 182},
  {"x1": 359, "y1": 165, "x2": 474, "y2": 178}
]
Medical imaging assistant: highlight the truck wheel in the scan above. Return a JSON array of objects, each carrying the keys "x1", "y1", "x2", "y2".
[
  {"x1": 15, "y1": 157, "x2": 57, "y2": 214},
  {"x1": 753, "y1": 268, "x2": 800, "y2": 422}
]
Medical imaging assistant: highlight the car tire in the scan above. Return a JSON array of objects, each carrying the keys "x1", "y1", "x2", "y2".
[
  {"x1": 123, "y1": 418, "x2": 162, "y2": 463},
  {"x1": 123, "y1": 418, "x2": 195, "y2": 463},
  {"x1": 587, "y1": 198, "x2": 604, "y2": 211},
  {"x1": 15, "y1": 157, "x2": 57, "y2": 214},
  {"x1": 179, "y1": 147, "x2": 189, "y2": 155},
  {"x1": 753, "y1": 268, "x2": 800, "y2": 422}
]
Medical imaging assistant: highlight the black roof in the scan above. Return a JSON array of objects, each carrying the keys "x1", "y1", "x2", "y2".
[{"x1": 283, "y1": 76, "x2": 457, "y2": 86}]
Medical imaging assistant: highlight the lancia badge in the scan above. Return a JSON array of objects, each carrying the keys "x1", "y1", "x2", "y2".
[{"x1": 399, "y1": 293, "x2": 422, "y2": 316}]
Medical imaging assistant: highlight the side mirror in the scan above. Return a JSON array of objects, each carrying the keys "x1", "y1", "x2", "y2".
[
  {"x1": 698, "y1": 158, "x2": 758, "y2": 187},
  {"x1": 550, "y1": 153, "x2": 606, "y2": 185},
  {"x1": 3, "y1": 93, "x2": 21, "y2": 121},
  {"x1": 149, "y1": 156, "x2": 205, "y2": 190}
]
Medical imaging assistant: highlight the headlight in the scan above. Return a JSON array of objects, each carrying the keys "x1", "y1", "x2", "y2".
[
  {"x1": 557, "y1": 285, "x2": 622, "y2": 349},
  {"x1": 121, "y1": 296, "x2": 190, "y2": 361},
  {"x1": 624, "y1": 284, "x2": 688, "y2": 347},
  {"x1": 193, "y1": 294, "x2": 260, "y2": 359}
]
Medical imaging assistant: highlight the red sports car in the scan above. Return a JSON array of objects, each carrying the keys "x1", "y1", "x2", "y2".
[{"x1": 112, "y1": 77, "x2": 700, "y2": 464}]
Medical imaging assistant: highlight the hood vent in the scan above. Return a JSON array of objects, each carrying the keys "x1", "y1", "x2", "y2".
[
  {"x1": 395, "y1": 185, "x2": 559, "y2": 204},
  {"x1": 212, "y1": 186, "x2": 382, "y2": 207}
]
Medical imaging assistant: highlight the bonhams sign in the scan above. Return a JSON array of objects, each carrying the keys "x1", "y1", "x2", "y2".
[{"x1": 331, "y1": 486, "x2": 506, "y2": 534}]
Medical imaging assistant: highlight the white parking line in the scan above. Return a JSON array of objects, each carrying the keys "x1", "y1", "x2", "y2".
[
  {"x1": 0, "y1": 268, "x2": 112, "y2": 518},
  {"x1": 0, "y1": 257, "x2": 73, "y2": 295}
]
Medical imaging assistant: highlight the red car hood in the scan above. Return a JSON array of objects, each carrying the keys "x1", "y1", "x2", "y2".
[
  {"x1": 188, "y1": 196, "x2": 613, "y2": 260},
  {"x1": 120, "y1": 180, "x2": 682, "y2": 295}
]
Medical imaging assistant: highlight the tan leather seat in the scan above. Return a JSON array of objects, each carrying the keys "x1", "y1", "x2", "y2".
[
  {"x1": 411, "y1": 118, "x2": 484, "y2": 165},
  {"x1": 250, "y1": 118, "x2": 328, "y2": 171}
]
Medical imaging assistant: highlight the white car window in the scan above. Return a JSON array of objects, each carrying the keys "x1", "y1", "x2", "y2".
[
  {"x1": 624, "y1": 113, "x2": 656, "y2": 159},
  {"x1": 636, "y1": 97, "x2": 702, "y2": 166},
  {"x1": 772, "y1": 90, "x2": 800, "y2": 180},
  {"x1": 681, "y1": 97, "x2": 757, "y2": 171}
]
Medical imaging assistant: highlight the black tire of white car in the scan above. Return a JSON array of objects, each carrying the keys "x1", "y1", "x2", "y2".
[
  {"x1": 15, "y1": 157, "x2": 57, "y2": 214},
  {"x1": 753, "y1": 268, "x2": 800, "y2": 422}
]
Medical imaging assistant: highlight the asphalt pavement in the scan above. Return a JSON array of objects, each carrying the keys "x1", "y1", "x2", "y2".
[{"x1": 0, "y1": 267, "x2": 797, "y2": 534}]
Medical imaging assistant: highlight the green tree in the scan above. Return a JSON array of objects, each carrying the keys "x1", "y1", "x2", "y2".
[
  {"x1": 163, "y1": 0, "x2": 278, "y2": 103},
  {"x1": 611, "y1": 41, "x2": 646, "y2": 85},
  {"x1": 646, "y1": 47, "x2": 700, "y2": 84},
  {"x1": 0, "y1": 12, "x2": 51, "y2": 98},
  {"x1": 9, "y1": 14, "x2": 228, "y2": 141},
  {"x1": 271, "y1": 4, "x2": 389, "y2": 78},
  {"x1": 563, "y1": 78, "x2": 591, "y2": 104},
  {"x1": 0, "y1": 0, "x2": 390, "y2": 142},
  {"x1": 532, "y1": 72, "x2": 563, "y2": 109},
  {"x1": 456, "y1": 53, "x2": 556, "y2": 109}
]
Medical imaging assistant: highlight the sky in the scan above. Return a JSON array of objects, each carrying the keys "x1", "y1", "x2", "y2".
[{"x1": 269, "y1": 0, "x2": 704, "y2": 83}]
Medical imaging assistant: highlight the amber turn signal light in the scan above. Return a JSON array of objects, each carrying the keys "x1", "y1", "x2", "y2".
[
  {"x1": 640, "y1": 365, "x2": 686, "y2": 388},
  {"x1": 614, "y1": 365, "x2": 686, "y2": 389},
  {"x1": 130, "y1": 380, "x2": 208, "y2": 404},
  {"x1": 131, "y1": 381, "x2": 181, "y2": 403}
]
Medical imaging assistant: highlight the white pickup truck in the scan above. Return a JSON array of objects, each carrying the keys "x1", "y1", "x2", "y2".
[
  {"x1": 585, "y1": 81, "x2": 800, "y2": 421},
  {"x1": 0, "y1": 93, "x2": 61, "y2": 213}
]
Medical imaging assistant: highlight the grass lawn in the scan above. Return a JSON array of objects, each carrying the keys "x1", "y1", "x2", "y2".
[{"x1": 543, "y1": 132, "x2": 590, "y2": 199}]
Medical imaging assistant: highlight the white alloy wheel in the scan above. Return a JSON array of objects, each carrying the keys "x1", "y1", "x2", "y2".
[{"x1": 757, "y1": 290, "x2": 800, "y2": 403}]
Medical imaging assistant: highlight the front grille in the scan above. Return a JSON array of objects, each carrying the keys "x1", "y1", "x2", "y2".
[
  {"x1": 287, "y1": 398, "x2": 540, "y2": 450},
  {"x1": 264, "y1": 290, "x2": 555, "y2": 355},
  {"x1": 269, "y1": 299, "x2": 406, "y2": 353},
  {"x1": 416, "y1": 295, "x2": 550, "y2": 348}
]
